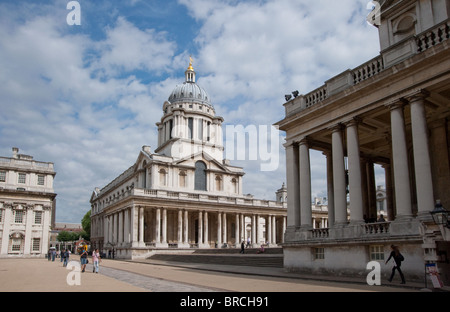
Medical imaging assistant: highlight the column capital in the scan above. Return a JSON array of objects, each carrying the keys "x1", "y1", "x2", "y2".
[
  {"x1": 406, "y1": 89, "x2": 430, "y2": 103},
  {"x1": 386, "y1": 98, "x2": 408, "y2": 111},
  {"x1": 297, "y1": 137, "x2": 310, "y2": 147},
  {"x1": 344, "y1": 116, "x2": 362, "y2": 127},
  {"x1": 328, "y1": 123, "x2": 344, "y2": 133}
]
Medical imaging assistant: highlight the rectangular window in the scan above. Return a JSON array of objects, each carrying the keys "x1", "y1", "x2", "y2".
[
  {"x1": 0, "y1": 171, "x2": 5, "y2": 182},
  {"x1": 32, "y1": 238, "x2": 40, "y2": 252},
  {"x1": 11, "y1": 239, "x2": 21, "y2": 252},
  {"x1": 18, "y1": 173, "x2": 26, "y2": 184},
  {"x1": 35, "y1": 211, "x2": 43, "y2": 224},
  {"x1": 370, "y1": 245, "x2": 385, "y2": 261},
  {"x1": 198, "y1": 119, "x2": 203, "y2": 140},
  {"x1": 314, "y1": 247, "x2": 325, "y2": 260},
  {"x1": 0, "y1": 209, "x2": 3, "y2": 223},
  {"x1": 188, "y1": 118, "x2": 193, "y2": 139},
  {"x1": 14, "y1": 210, "x2": 24, "y2": 223},
  {"x1": 37, "y1": 175, "x2": 45, "y2": 186}
]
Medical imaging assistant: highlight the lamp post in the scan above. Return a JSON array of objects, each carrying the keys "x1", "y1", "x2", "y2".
[{"x1": 430, "y1": 200, "x2": 450, "y2": 229}]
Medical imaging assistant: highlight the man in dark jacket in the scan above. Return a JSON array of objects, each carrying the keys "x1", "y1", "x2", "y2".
[{"x1": 385, "y1": 245, "x2": 405, "y2": 284}]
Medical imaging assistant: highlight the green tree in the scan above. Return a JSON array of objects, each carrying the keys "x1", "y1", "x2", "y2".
[
  {"x1": 57, "y1": 231, "x2": 79, "y2": 242},
  {"x1": 81, "y1": 210, "x2": 91, "y2": 241}
]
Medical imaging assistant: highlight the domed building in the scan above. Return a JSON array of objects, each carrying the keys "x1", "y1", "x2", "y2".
[{"x1": 90, "y1": 60, "x2": 287, "y2": 259}]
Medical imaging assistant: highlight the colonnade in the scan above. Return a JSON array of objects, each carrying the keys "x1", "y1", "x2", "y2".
[
  {"x1": 102, "y1": 206, "x2": 286, "y2": 249},
  {"x1": 285, "y1": 90, "x2": 436, "y2": 230}
]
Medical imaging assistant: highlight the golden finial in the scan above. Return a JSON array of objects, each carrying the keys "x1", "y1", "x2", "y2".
[{"x1": 188, "y1": 56, "x2": 194, "y2": 71}]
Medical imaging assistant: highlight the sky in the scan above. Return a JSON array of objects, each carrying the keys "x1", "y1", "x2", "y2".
[{"x1": 0, "y1": 0, "x2": 382, "y2": 223}]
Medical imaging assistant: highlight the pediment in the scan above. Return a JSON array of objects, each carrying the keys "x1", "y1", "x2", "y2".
[{"x1": 173, "y1": 151, "x2": 230, "y2": 173}]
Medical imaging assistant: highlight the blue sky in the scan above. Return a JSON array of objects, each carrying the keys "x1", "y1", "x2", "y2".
[{"x1": 0, "y1": 0, "x2": 381, "y2": 223}]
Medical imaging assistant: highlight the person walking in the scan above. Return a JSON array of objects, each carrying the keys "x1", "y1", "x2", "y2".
[
  {"x1": 63, "y1": 249, "x2": 69, "y2": 267},
  {"x1": 80, "y1": 248, "x2": 88, "y2": 273},
  {"x1": 240, "y1": 241, "x2": 245, "y2": 254},
  {"x1": 385, "y1": 245, "x2": 406, "y2": 284},
  {"x1": 92, "y1": 248, "x2": 101, "y2": 273}
]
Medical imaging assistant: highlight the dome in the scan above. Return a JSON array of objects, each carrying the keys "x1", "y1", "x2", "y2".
[
  {"x1": 167, "y1": 57, "x2": 212, "y2": 106},
  {"x1": 168, "y1": 82, "x2": 212, "y2": 106}
]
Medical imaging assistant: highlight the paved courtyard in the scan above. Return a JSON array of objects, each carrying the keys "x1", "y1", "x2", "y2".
[{"x1": 0, "y1": 257, "x2": 422, "y2": 292}]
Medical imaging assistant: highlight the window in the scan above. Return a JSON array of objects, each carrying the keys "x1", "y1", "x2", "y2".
[
  {"x1": 11, "y1": 238, "x2": 22, "y2": 252},
  {"x1": 32, "y1": 238, "x2": 40, "y2": 252},
  {"x1": 314, "y1": 247, "x2": 325, "y2": 260},
  {"x1": 188, "y1": 118, "x2": 194, "y2": 139},
  {"x1": 198, "y1": 119, "x2": 203, "y2": 140},
  {"x1": 14, "y1": 210, "x2": 24, "y2": 223},
  {"x1": 0, "y1": 209, "x2": 3, "y2": 223},
  {"x1": 37, "y1": 175, "x2": 45, "y2": 186},
  {"x1": 179, "y1": 170, "x2": 187, "y2": 188},
  {"x1": 35, "y1": 211, "x2": 43, "y2": 224},
  {"x1": 232, "y1": 178, "x2": 238, "y2": 193},
  {"x1": 194, "y1": 161, "x2": 207, "y2": 191},
  {"x1": 0, "y1": 171, "x2": 5, "y2": 182},
  {"x1": 370, "y1": 245, "x2": 385, "y2": 261},
  {"x1": 159, "y1": 168, "x2": 167, "y2": 186},
  {"x1": 18, "y1": 173, "x2": 26, "y2": 184}
]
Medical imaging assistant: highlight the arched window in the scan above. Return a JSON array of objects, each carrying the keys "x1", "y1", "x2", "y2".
[{"x1": 194, "y1": 161, "x2": 207, "y2": 191}]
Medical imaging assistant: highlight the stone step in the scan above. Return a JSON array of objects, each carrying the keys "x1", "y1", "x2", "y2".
[
  {"x1": 192, "y1": 247, "x2": 283, "y2": 255},
  {"x1": 148, "y1": 253, "x2": 284, "y2": 268}
]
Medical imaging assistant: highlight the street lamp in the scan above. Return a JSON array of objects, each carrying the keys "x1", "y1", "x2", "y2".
[{"x1": 430, "y1": 200, "x2": 450, "y2": 228}]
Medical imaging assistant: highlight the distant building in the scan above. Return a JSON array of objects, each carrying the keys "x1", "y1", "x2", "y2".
[
  {"x1": 276, "y1": 0, "x2": 450, "y2": 284},
  {"x1": 90, "y1": 61, "x2": 287, "y2": 259},
  {"x1": 0, "y1": 148, "x2": 56, "y2": 257}
]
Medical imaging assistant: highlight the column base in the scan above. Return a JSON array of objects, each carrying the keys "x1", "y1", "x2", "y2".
[{"x1": 155, "y1": 242, "x2": 169, "y2": 248}]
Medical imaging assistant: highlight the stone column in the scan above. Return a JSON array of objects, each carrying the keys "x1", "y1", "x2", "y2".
[
  {"x1": 204, "y1": 211, "x2": 209, "y2": 247},
  {"x1": 162, "y1": 208, "x2": 167, "y2": 244},
  {"x1": 24, "y1": 205, "x2": 34, "y2": 255},
  {"x1": 178, "y1": 210, "x2": 183, "y2": 244},
  {"x1": 299, "y1": 139, "x2": 312, "y2": 228},
  {"x1": 331, "y1": 125, "x2": 347, "y2": 225},
  {"x1": 409, "y1": 91, "x2": 434, "y2": 219},
  {"x1": 198, "y1": 211, "x2": 203, "y2": 246},
  {"x1": 382, "y1": 163, "x2": 395, "y2": 221},
  {"x1": 429, "y1": 119, "x2": 450, "y2": 209},
  {"x1": 223, "y1": 212, "x2": 227, "y2": 246},
  {"x1": 235, "y1": 214, "x2": 240, "y2": 246},
  {"x1": 285, "y1": 143, "x2": 300, "y2": 227},
  {"x1": 267, "y1": 215, "x2": 272, "y2": 244},
  {"x1": 113, "y1": 213, "x2": 118, "y2": 245},
  {"x1": 217, "y1": 212, "x2": 222, "y2": 246},
  {"x1": 389, "y1": 101, "x2": 413, "y2": 219},
  {"x1": 324, "y1": 151, "x2": 335, "y2": 227},
  {"x1": 155, "y1": 208, "x2": 161, "y2": 244},
  {"x1": 256, "y1": 214, "x2": 261, "y2": 246},
  {"x1": 240, "y1": 214, "x2": 245, "y2": 243},
  {"x1": 346, "y1": 119, "x2": 364, "y2": 223},
  {"x1": 118, "y1": 210, "x2": 123, "y2": 246},
  {"x1": 184, "y1": 210, "x2": 189, "y2": 245},
  {"x1": 124, "y1": 208, "x2": 130, "y2": 244},
  {"x1": 139, "y1": 207, "x2": 144, "y2": 246},
  {"x1": 42, "y1": 205, "x2": 51, "y2": 254},
  {"x1": 272, "y1": 215, "x2": 276, "y2": 244},
  {"x1": 131, "y1": 206, "x2": 138, "y2": 247},
  {"x1": 251, "y1": 214, "x2": 256, "y2": 247}
]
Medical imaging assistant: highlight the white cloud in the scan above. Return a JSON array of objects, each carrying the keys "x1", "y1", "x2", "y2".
[{"x1": 0, "y1": 0, "x2": 383, "y2": 222}]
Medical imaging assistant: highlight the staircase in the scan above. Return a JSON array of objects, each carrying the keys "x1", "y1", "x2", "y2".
[{"x1": 147, "y1": 248, "x2": 284, "y2": 268}]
